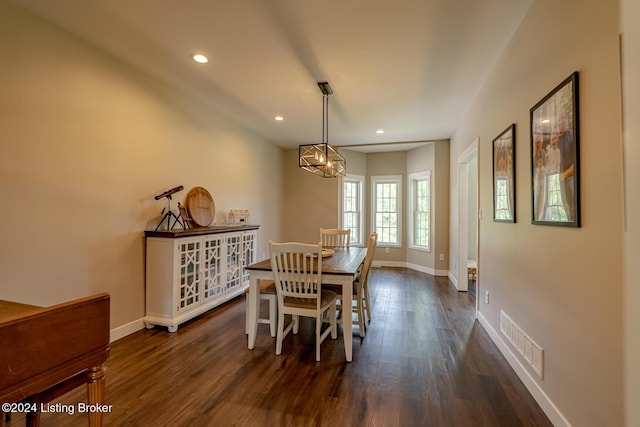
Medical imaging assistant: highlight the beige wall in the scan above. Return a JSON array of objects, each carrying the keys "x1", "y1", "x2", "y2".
[
  {"x1": 406, "y1": 144, "x2": 435, "y2": 268},
  {"x1": 367, "y1": 151, "x2": 406, "y2": 263},
  {"x1": 280, "y1": 149, "x2": 339, "y2": 245},
  {"x1": 404, "y1": 142, "x2": 451, "y2": 273},
  {"x1": 433, "y1": 141, "x2": 450, "y2": 273},
  {"x1": 342, "y1": 149, "x2": 367, "y2": 177},
  {"x1": 622, "y1": 0, "x2": 640, "y2": 425},
  {"x1": 450, "y1": 0, "x2": 623, "y2": 425},
  {"x1": 0, "y1": 3, "x2": 282, "y2": 332}
]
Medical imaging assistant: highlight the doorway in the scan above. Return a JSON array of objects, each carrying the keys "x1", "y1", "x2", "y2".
[{"x1": 456, "y1": 139, "x2": 479, "y2": 305}]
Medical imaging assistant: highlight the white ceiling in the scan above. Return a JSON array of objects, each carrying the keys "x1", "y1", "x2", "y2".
[{"x1": 12, "y1": 0, "x2": 532, "y2": 152}]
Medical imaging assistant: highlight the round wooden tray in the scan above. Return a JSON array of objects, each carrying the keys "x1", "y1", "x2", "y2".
[{"x1": 185, "y1": 186, "x2": 215, "y2": 227}]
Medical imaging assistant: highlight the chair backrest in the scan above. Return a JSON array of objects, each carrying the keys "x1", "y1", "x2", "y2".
[
  {"x1": 269, "y1": 241, "x2": 323, "y2": 303},
  {"x1": 320, "y1": 228, "x2": 350, "y2": 248},
  {"x1": 358, "y1": 232, "x2": 378, "y2": 289}
]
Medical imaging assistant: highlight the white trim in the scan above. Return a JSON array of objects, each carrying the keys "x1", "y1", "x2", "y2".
[
  {"x1": 408, "y1": 170, "x2": 431, "y2": 252},
  {"x1": 456, "y1": 138, "x2": 478, "y2": 294},
  {"x1": 406, "y1": 262, "x2": 448, "y2": 277},
  {"x1": 110, "y1": 318, "x2": 145, "y2": 343},
  {"x1": 339, "y1": 174, "x2": 365, "y2": 246},
  {"x1": 448, "y1": 271, "x2": 458, "y2": 289},
  {"x1": 405, "y1": 262, "x2": 430, "y2": 274},
  {"x1": 477, "y1": 312, "x2": 572, "y2": 427},
  {"x1": 371, "y1": 175, "x2": 403, "y2": 247},
  {"x1": 372, "y1": 260, "x2": 405, "y2": 268},
  {"x1": 372, "y1": 261, "x2": 448, "y2": 277}
]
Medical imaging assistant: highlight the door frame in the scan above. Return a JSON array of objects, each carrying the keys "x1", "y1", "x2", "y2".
[{"x1": 456, "y1": 138, "x2": 479, "y2": 299}]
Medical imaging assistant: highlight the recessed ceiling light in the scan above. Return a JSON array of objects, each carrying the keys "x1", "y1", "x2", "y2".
[
  {"x1": 376, "y1": 129, "x2": 385, "y2": 134},
  {"x1": 541, "y1": 119, "x2": 550, "y2": 124},
  {"x1": 191, "y1": 53, "x2": 209, "y2": 64},
  {"x1": 274, "y1": 116, "x2": 284, "y2": 121}
]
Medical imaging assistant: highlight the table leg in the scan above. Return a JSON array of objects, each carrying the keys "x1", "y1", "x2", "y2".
[
  {"x1": 343, "y1": 280, "x2": 353, "y2": 362},
  {"x1": 247, "y1": 276, "x2": 259, "y2": 349},
  {"x1": 87, "y1": 364, "x2": 107, "y2": 427}
]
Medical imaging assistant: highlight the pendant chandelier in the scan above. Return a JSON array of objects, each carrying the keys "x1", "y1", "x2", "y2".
[{"x1": 298, "y1": 82, "x2": 346, "y2": 178}]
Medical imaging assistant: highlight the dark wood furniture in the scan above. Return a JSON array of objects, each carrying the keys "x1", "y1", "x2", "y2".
[{"x1": 0, "y1": 293, "x2": 110, "y2": 427}]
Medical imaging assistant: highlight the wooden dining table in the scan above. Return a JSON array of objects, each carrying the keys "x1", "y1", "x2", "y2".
[{"x1": 245, "y1": 246, "x2": 367, "y2": 362}]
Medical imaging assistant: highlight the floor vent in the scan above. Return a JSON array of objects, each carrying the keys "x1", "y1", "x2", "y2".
[{"x1": 500, "y1": 310, "x2": 544, "y2": 379}]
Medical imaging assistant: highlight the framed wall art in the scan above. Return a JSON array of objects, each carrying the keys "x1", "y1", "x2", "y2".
[
  {"x1": 493, "y1": 124, "x2": 516, "y2": 222},
  {"x1": 530, "y1": 71, "x2": 580, "y2": 227}
]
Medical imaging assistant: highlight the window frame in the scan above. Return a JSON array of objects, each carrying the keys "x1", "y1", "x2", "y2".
[
  {"x1": 408, "y1": 171, "x2": 431, "y2": 252},
  {"x1": 339, "y1": 174, "x2": 365, "y2": 246},
  {"x1": 371, "y1": 175, "x2": 402, "y2": 248}
]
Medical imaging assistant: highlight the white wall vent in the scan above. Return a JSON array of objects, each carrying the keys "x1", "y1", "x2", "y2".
[{"x1": 500, "y1": 310, "x2": 544, "y2": 379}]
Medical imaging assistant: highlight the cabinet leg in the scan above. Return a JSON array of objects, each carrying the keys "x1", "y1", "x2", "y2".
[
  {"x1": 26, "y1": 411, "x2": 40, "y2": 427},
  {"x1": 87, "y1": 365, "x2": 107, "y2": 427}
]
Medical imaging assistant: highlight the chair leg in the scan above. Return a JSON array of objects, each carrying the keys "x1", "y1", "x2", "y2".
[
  {"x1": 364, "y1": 285, "x2": 372, "y2": 323},
  {"x1": 268, "y1": 297, "x2": 277, "y2": 337},
  {"x1": 316, "y1": 312, "x2": 322, "y2": 361},
  {"x1": 357, "y1": 297, "x2": 366, "y2": 338},
  {"x1": 276, "y1": 310, "x2": 285, "y2": 355},
  {"x1": 330, "y1": 302, "x2": 337, "y2": 339},
  {"x1": 292, "y1": 315, "x2": 299, "y2": 334}
]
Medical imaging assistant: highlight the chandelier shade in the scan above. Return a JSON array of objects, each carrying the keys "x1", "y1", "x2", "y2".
[{"x1": 298, "y1": 82, "x2": 346, "y2": 178}]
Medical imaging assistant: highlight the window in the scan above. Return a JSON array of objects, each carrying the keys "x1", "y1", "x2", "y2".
[
  {"x1": 371, "y1": 175, "x2": 402, "y2": 247},
  {"x1": 409, "y1": 171, "x2": 430, "y2": 251},
  {"x1": 339, "y1": 175, "x2": 364, "y2": 246}
]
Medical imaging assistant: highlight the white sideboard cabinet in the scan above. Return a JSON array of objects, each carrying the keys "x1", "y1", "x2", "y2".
[{"x1": 144, "y1": 225, "x2": 258, "y2": 332}]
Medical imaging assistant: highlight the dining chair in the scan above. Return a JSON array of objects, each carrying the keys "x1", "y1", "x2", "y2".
[
  {"x1": 269, "y1": 241, "x2": 337, "y2": 361},
  {"x1": 324, "y1": 231, "x2": 377, "y2": 337},
  {"x1": 245, "y1": 280, "x2": 277, "y2": 337},
  {"x1": 320, "y1": 228, "x2": 351, "y2": 248},
  {"x1": 360, "y1": 232, "x2": 378, "y2": 324}
]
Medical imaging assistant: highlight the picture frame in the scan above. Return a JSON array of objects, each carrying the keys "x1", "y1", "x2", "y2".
[
  {"x1": 530, "y1": 72, "x2": 580, "y2": 227},
  {"x1": 493, "y1": 124, "x2": 516, "y2": 223}
]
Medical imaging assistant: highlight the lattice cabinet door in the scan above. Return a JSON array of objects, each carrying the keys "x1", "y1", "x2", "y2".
[
  {"x1": 176, "y1": 238, "x2": 202, "y2": 313},
  {"x1": 226, "y1": 233, "x2": 243, "y2": 292},
  {"x1": 202, "y1": 235, "x2": 224, "y2": 302},
  {"x1": 145, "y1": 226, "x2": 260, "y2": 332},
  {"x1": 242, "y1": 230, "x2": 257, "y2": 285}
]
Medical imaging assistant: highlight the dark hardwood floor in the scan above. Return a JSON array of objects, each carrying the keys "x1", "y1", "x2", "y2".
[{"x1": 8, "y1": 268, "x2": 552, "y2": 426}]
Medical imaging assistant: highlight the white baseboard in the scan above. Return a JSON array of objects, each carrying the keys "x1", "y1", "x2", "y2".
[
  {"x1": 404, "y1": 262, "x2": 450, "y2": 277},
  {"x1": 448, "y1": 271, "x2": 458, "y2": 288},
  {"x1": 110, "y1": 318, "x2": 145, "y2": 343},
  {"x1": 477, "y1": 312, "x2": 571, "y2": 427},
  {"x1": 406, "y1": 262, "x2": 433, "y2": 275},
  {"x1": 373, "y1": 261, "x2": 448, "y2": 277},
  {"x1": 372, "y1": 260, "x2": 405, "y2": 268}
]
